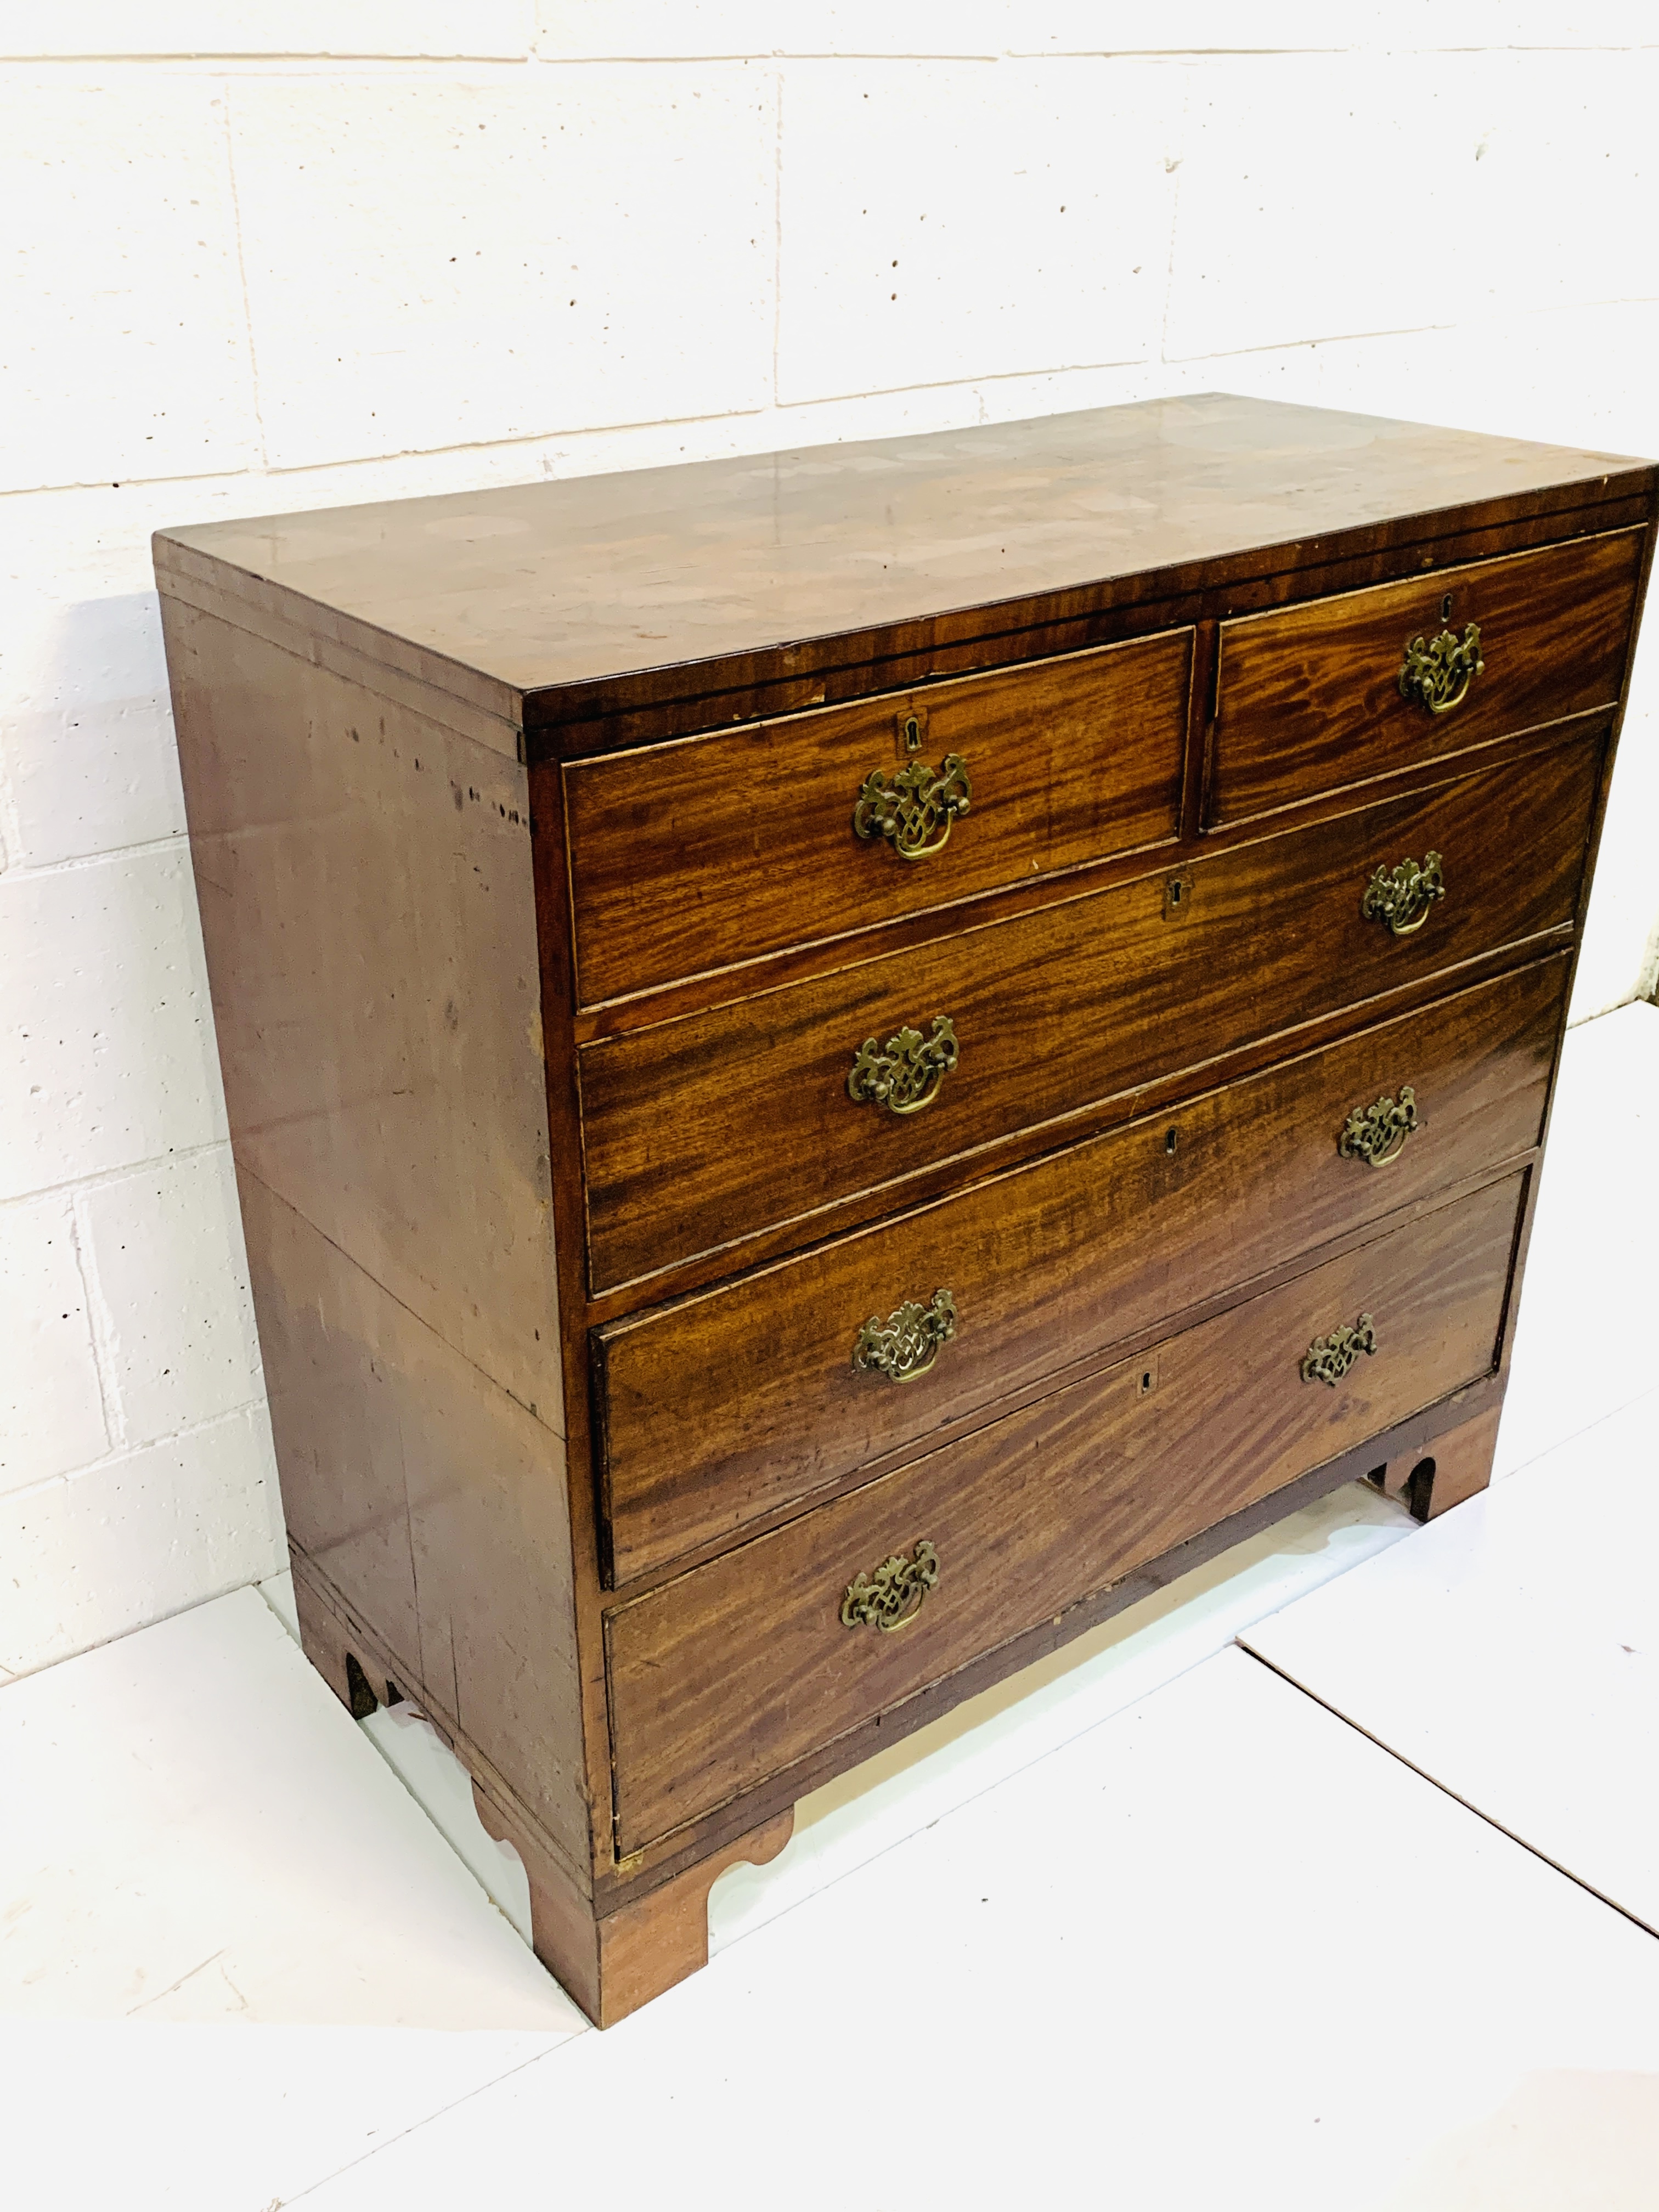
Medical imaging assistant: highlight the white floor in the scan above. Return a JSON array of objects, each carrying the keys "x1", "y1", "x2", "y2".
[
  {"x1": 1244, "y1": 1396, "x2": 1659, "y2": 1908},
  {"x1": 2, "y1": 1001, "x2": 1655, "y2": 2210}
]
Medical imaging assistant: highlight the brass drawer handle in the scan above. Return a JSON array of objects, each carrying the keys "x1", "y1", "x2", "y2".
[
  {"x1": 1400, "y1": 622, "x2": 1484, "y2": 715},
  {"x1": 848, "y1": 1015, "x2": 959, "y2": 1114},
  {"x1": 853, "y1": 754, "x2": 972, "y2": 861},
  {"x1": 1339, "y1": 1085, "x2": 1420, "y2": 1169},
  {"x1": 1362, "y1": 850, "x2": 1444, "y2": 936},
  {"x1": 854, "y1": 1288, "x2": 957, "y2": 1383},
  {"x1": 840, "y1": 1539, "x2": 939, "y2": 1633},
  {"x1": 1301, "y1": 1313, "x2": 1378, "y2": 1387}
]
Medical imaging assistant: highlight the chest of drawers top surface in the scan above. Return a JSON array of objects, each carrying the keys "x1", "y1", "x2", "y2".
[{"x1": 154, "y1": 391, "x2": 1650, "y2": 727}]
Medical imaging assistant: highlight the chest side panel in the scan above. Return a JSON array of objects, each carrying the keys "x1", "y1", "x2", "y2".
[{"x1": 160, "y1": 589, "x2": 589, "y2": 1880}]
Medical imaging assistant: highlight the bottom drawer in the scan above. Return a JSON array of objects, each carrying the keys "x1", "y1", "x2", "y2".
[{"x1": 606, "y1": 1170, "x2": 1523, "y2": 1855}]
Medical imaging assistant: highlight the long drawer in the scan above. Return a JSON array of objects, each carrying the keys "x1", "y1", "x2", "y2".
[
  {"x1": 606, "y1": 1170, "x2": 1525, "y2": 1855},
  {"x1": 579, "y1": 732, "x2": 1600, "y2": 1292},
  {"x1": 595, "y1": 955, "x2": 1567, "y2": 1585},
  {"x1": 563, "y1": 630, "x2": 1192, "y2": 1007},
  {"x1": 1209, "y1": 527, "x2": 1640, "y2": 828}
]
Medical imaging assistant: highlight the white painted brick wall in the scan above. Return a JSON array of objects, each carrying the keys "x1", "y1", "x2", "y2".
[{"x1": 3, "y1": 4, "x2": 1656, "y2": 1679}]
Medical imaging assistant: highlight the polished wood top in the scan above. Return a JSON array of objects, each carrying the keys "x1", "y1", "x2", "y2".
[{"x1": 155, "y1": 393, "x2": 1649, "y2": 714}]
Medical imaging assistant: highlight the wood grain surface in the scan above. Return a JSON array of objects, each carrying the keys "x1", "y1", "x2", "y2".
[
  {"x1": 159, "y1": 594, "x2": 563, "y2": 1427},
  {"x1": 563, "y1": 628, "x2": 1190, "y2": 1006},
  {"x1": 595, "y1": 955, "x2": 1567, "y2": 1585},
  {"x1": 161, "y1": 591, "x2": 585, "y2": 1875},
  {"x1": 1210, "y1": 527, "x2": 1642, "y2": 826},
  {"x1": 578, "y1": 734, "x2": 1600, "y2": 1293},
  {"x1": 242, "y1": 1172, "x2": 589, "y2": 1875},
  {"x1": 606, "y1": 1170, "x2": 1526, "y2": 1855}
]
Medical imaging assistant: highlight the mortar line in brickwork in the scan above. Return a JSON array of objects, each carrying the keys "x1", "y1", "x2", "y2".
[
  {"x1": 0, "y1": 53, "x2": 547, "y2": 71},
  {"x1": 0, "y1": 43, "x2": 1647, "y2": 70},
  {"x1": 1156, "y1": 64, "x2": 1189, "y2": 365},
  {"x1": 220, "y1": 77, "x2": 271, "y2": 473},
  {"x1": 0, "y1": 355, "x2": 1245, "y2": 509},
  {"x1": 770, "y1": 67, "x2": 783, "y2": 409},
  {"x1": 0, "y1": 1398, "x2": 272, "y2": 1515},
  {"x1": 4, "y1": 834, "x2": 189, "y2": 879},
  {"x1": 0, "y1": 406, "x2": 790, "y2": 502},
  {"x1": 1164, "y1": 318, "x2": 1519, "y2": 366},
  {"x1": 67, "y1": 1190, "x2": 129, "y2": 1449},
  {"x1": 0, "y1": 733, "x2": 23, "y2": 872},
  {"x1": 766, "y1": 358, "x2": 1160, "y2": 411},
  {"x1": 59, "y1": 1207, "x2": 115, "y2": 1462},
  {"x1": 1, "y1": 1139, "x2": 233, "y2": 1215}
]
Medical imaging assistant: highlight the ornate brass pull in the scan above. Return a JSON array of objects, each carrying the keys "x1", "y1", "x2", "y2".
[
  {"x1": 854, "y1": 1288, "x2": 957, "y2": 1383},
  {"x1": 1400, "y1": 622, "x2": 1484, "y2": 715},
  {"x1": 1362, "y1": 850, "x2": 1444, "y2": 936},
  {"x1": 848, "y1": 1015, "x2": 959, "y2": 1115},
  {"x1": 853, "y1": 754, "x2": 972, "y2": 861},
  {"x1": 840, "y1": 1540, "x2": 939, "y2": 1633},
  {"x1": 1339, "y1": 1085, "x2": 1421, "y2": 1169},
  {"x1": 1300, "y1": 1313, "x2": 1378, "y2": 1387}
]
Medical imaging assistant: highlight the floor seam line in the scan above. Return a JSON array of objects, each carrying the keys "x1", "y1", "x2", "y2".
[
  {"x1": 1492, "y1": 1375, "x2": 1659, "y2": 1485},
  {"x1": 279, "y1": 2042, "x2": 573, "y2": 2207},
  {"x1": 1233, "y1": 1638, "x2": 1659, "y2": 1948}
]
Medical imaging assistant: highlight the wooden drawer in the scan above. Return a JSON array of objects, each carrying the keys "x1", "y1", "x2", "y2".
[
  {"x1": 1208, "y1": 527, "x2": 1641, "y2": 828},
  {"x1": 563, "y1": 630, "x2": 1192, "y2": 1007},
  {"x1": 595, "y1": 955, "x2": 1567, "y2": 1585},
  {"x1": 579, "y1": 732, "x2": 1600, "y2": 1292},
  {"x1": 606, "y1": 1170, "x2": 1525, "y2": 1854}
]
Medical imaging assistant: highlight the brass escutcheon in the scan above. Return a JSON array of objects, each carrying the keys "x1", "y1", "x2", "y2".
[
  {"x1": 1400, "y1": 621, "x2": 1484, "y2": 715},
  {"x1": 854, "y1": 1288, "x2": 958, "y2": 1384},
  {"x1": 1362, "y1": 850, "x2": 1444, "y2": 936},
  {"x1": 853, "y1": 753, "x2": 972, "y2": 861},
  {"x1": 840, "y1": 1539, "x2": 940, "y2": 1633},
  {"x1": 1300, "y1": 1313, "x2": 1379, "y2": 1387},
  {"x1": 848, "y1": 1015, "x2": 959, "y2": 1115},
  {"x1": 1339, "y1": 1084, "x2": 1421, "y2": 1169}
]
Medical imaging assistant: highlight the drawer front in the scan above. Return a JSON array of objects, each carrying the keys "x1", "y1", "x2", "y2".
[
  {"x1": 1209, "y1": 527, "x2": 1641, "y2": 828},
  {"x1": 596, "y1": 956, "x2": 1567, "y2": 1585},
  {"x1": 579, "y1": 733, "x2": 1599, "y2": 1292},
  {"x1": 607, "y1": 1171, "x2": 1525, "y2": 1854},
  {"x1": 563, "y1": 630, "x2": 1191, "y2": 1007}
]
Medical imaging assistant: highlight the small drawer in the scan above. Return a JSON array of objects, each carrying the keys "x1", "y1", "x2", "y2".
[
  {"x1": 1207, "y1": 528, "x2": 1642, "y2": 829},
  {"x1": 578, "y1": 732, "x2": 1600, "y2": 1294},
  {"x1": 605, "y1": 1170, "x2": 1525, "y2": 1855},
  {"x1": 594, "y1": 955, "x2": 1567, "y2": 1585},
  {"x1": 562, "y1": 630, "x2": 1192, "y2": 1007}
]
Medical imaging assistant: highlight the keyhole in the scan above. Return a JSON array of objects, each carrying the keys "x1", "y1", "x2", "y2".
[
  {"x1": 903, "y1": 714, "x2": 922, "y2": 753},
  {"x1": 1165, "y1": 1127, "x2": 1179, "y2": 1155},
  {"x1": 1138, "y1": 1368, "x2": 1155, "y2": 1397},
  {"x1": 1440, "y1": 591, "x2": 1453, "y2": 623},
  {"x1": 1169, "y1": 881, "x2": 1182, "y2": 907}
]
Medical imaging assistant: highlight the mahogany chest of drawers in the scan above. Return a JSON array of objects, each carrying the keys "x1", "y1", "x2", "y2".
[{"x1": 155, "y1": 394, "x2": 1654, "y2": 2025}]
